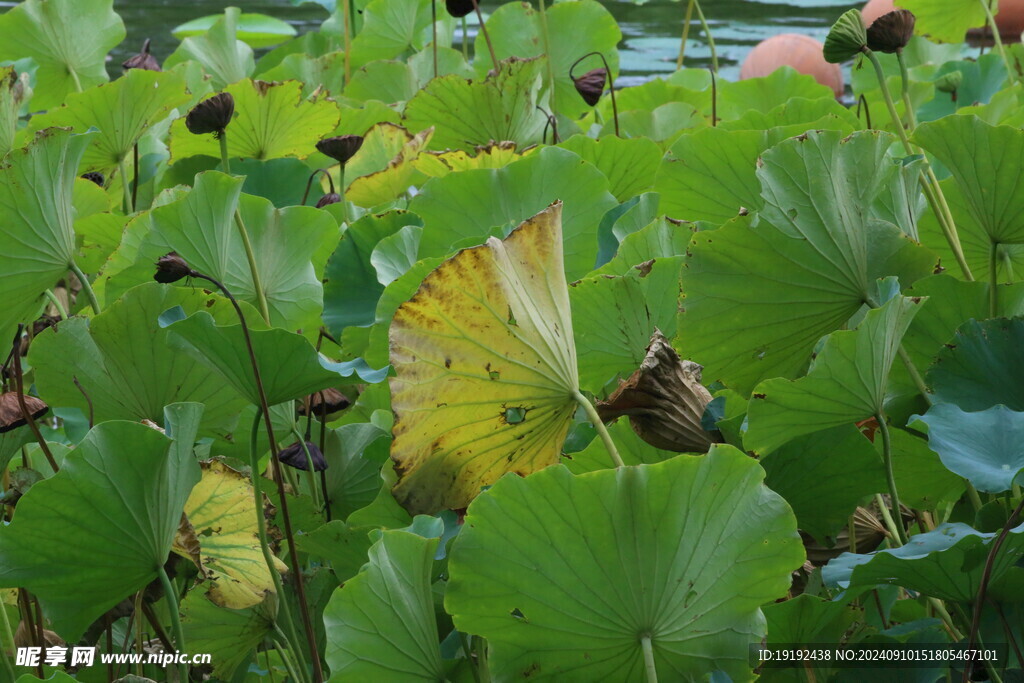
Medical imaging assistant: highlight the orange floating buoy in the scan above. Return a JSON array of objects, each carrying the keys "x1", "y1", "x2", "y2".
[
  {"x1": 864, "y1": 0, "x2": 1024, "y2": 40},
  {"x1": 739, "y1": 34, "x2": 844, "y2": 98}
]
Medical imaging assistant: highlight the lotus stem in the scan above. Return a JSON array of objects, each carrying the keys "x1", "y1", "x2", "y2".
[
  {"x1": 709, "y1": 67, "x2": 717, "y2": 126},
  {"x1": 864, "y1": 49, "x2": 973, "y2": 282},
  {"x1": 876, "y1": 413, "x2": 907, "y2": 545},
  {"x1": 965, "y1": 497, "x2": 1024, "y2": 682},
  {"x1": 157, "y1": 564, "x2": 189, "y2": 681},
  {"x1": 301, "y1": 168, "x2": 335, "y2": 206},
  {"x1": 339, "y1": 165, "x2": 349, "y2": 224},
  {"x1": 692, "y1": 0, "x2": 717, "y2": 73},
  {"x1": 290, "y1": 427, "x2": 322, "y2": 510},
  {"x1": 73, "y1": 376, "x2": 94, "y2": 428},
  {"x1": 132, "y1": 143, "x2": 140, "y2": 210},
  {"x1": 0, "y1": 594, "x2": 15, "y2": 682},
  {"x1": 856, "y1": 93, "x2": 872, "y2": 129},
  {"x1": 192, "y1": 272, "x2": 322, "y2": 682},
  {"x1": 641, "y1": 636, "x2": 658, "y2": 683},
  {"x1": 472, "y1": 0, "x2": 499, "y2": 73},
  {"x1": 676, "y1": 0, "x2": 695, "y2": 69},
  {"x1": 928, "y1": 597, "x2": 964, "y2": 640},
  {"x1": 474, "y1": 637, "x2": 490, "y2": 681},
  {"x1": 218, "y1": 128, "x2": 231, "y2": 175},
  {"x1": 979, "y1": 0, "x2": 1016, "y2": 86},
  {"x1": 134, "y1": 590, "x2": 144, "y2": 676},
  {"x1": 43, "y1": 288, "x2": 68, "y2": 320},
  {"x1": 570, "y1": 51, "x2": 620, "y2": 136},
  {"x1": 537, "y1": 0, "x2": 558, "y2": 98},
  {"x1": 895, "y1": 51, "x2": 917, "y2": 130},
  {"x1": 573, "y1": 390, "x2": 624, "y2": 468},
  {"x1": 10, "y1": 326, "x2": 58, "y2": 473},
  {"x1": 431, "y1": 0, "x2": 439, "y2": 79},
  {"x1": 896, "y1": 347, "x2": 931, "y2": 406},
  {"x1": 230, "y1": 209, "x2": 272, "y2": 325},
  {"x1": 461, "y1": 17, "x2": 469, "y2": 59},
  {"x1": 118, "y1": 156, "x2": 134, "y2": 214},
  {"x1": 342, "y1": 0, "x2": 352, "y2": 86},
  {"x1": 69, "y1": 261, "x2": 101, "y2": 314}
]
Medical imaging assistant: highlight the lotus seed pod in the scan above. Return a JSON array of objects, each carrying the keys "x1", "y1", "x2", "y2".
[
  {"x1": 185, "y1": 92, "x2": 235, "y2": 137},
  {"x1": 866, "y1": 9, "x2": 916, "y2": 53},
  {"x1": 316, "y1": 135, "x2": 364, "y2": 165},
  {"x1": 823, "y1": 9, "x2": 868, "y2": 63},
  {"x1": 573, "y1": 68, "x2": 607, "y2": 106},
  {"x1": 153, "y1": 252, "x2": 193, "y2": 284},
  {"x1": 315, "y1": 192, "x2": 342, "y2": 208},
  {"x1": 81, "y1": 171, "x2": 105, "y2": 187},
  {"x1": 279, "y1": 441, "x2": 328, "y2": 471},
  {"x1": 0, "y1": 392, "x2": 49, "y2": 434},
  {"x1": 298, "y1": 388, "x2": 351, "y2": 417},
  {"x1": 445, "y1": 0, "x2": 476, "y2": 19},
  {"x1": 122, "y1": 39, "x2": 161, "y2": 71}
]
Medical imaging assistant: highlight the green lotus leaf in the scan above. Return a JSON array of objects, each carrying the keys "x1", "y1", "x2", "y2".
[
  {"x1": 348, "y1": 0, "x2": 436, "y2": 69},
  {"x1": 763, "y1": 594, "x2": 858, "y2": 652},
  {"x1": 0, "y1": 128, "x2": 91, "y2": 342},
  {"x1": 887, "y1": 425, "x2": 965, "y2": 509},
  {"x1": 0, "y1": 403, "x2": 203, "y2": 641},
  {"x1": 149, "y1": 171, "x2": 338, "y2": 331},
  {"x1": 899, "y1": 0, "x2": 985, "y2": 43},
  {"x1": 173, "y1": 12, "x2": 296, "y2": 48},
  {"x1": 0, "y1": 67, "x2": 26, "y2": 157},
  {"x1": 162, "y1": 308, "x2": 386, "y2": 407},
  {"x1": 371, "y1": 225, "x2": 422, "y2": 287},
  {"x1": 823, "y1": 9, "x2": 867, "y2": 64},
  {"x1": 0, "y1": 0, "x2": 125, "y2": 111},
  {"x1": 389, "y1": 203, "x2": 580, "y2": 514},
  {"x1": 928, "y1": 317, "x2": 1024, "y2": 411},
  {"x1": 323, "y1": 210, "x2": 424, "y2": 335},
  {"x1": 558, "y1": 134, "x2": 661, "y2": 202},
  {"x1": 717, "y1": 68, "x2": 840, "y2": 120},
  {"x1": 745, "y1": 295, "x2": 925, "y2": 455},
  {"x1": 914, "y1": 116, "x2": 1024, "y2": 246},
  {"x1": 323, "y1": 530, "x2": 444, "y2": 681},
  {"x1": 259, "y1": 50, "x2": 348, "y2": 98},
  {"x1": 295, "y1": 520, "x2": 374, "y2": 584},
  {"x1": 168, "y1": 80, "x2": 340, "y2": 163},
  {"x1": 561, "y1": 417, "x2": 676, "y2": 474},
  {"x1": 404, "y1": 57, "x2": 548, "y2": 152},
  {"x1": 911, "y1": 404, "x2": 1024, "y2": 494},
  {"x1": 760, "y1": 425, "x2": 886, "y2": 543},
  {"x1": 28, "y1": 69, "x2": 190, "y2": 173},
  {"x1": 718, "y1": 94, "x2": 860, "y2": 132},
  {"x1": 164, "y1": 7, "x2": 255, "y2": 89},
  {"x1": 618, "y1": 101, "x2": 704, "y2": 145},
  {"x1": 823, "y1": 522, "x2": 1024, "y2": 603},
  {"x1": 324, "y1": 422, "x2": 392, "y2": 520},
  {"x1": 344, "y1": 123, "x2": 433, "y2": 208},
  {"x1": 474, "y1": 0, "x2": 621, "y2": 119},
  {"x1": 344, "y1": 60, "x2": 417, "y2": 103},
  {"x1": 181, "y1": 590, "x2": 273, "y2": 679},
  {"x1": 677, "y1": 130, "x2": 937, "y2": 396},
  {"x1": 446, "y1": 445, "x2": 804, "y2": 681},
  {"x1": 570, "y1": 271, "x2": 654, "y2": 394},
  {"x1": 29, "y1": 283, "x2": 248, "y2": 434},
  {"x1": 594, "y1": 216, "x2": 691, "y2": 275},
  {"x1": 409, "y1": 146, "x2": 618, "y2": 281}
]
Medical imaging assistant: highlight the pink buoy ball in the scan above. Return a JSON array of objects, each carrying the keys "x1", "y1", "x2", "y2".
[{"x1": 740, "y1": 34, "x2": 844, "y2": 98}]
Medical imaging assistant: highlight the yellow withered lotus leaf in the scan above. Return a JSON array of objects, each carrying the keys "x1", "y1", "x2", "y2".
[
  {"x1": 389, "y1": 202, "x2": 580, "y2": 514},
  {"x1": 173, "y1": 459, "x2": 287, "y2": 609}
]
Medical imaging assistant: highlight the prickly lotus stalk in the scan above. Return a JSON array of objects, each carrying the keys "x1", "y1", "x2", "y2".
[
  {"x1": 866, "y1": 9, "x2": 915, "y2": 53},
  {"x1": 823, "y1": 8, "x2": 867, "y2": 63},
  {"x1": 122, "y1": 38, "x2": 161, "y2": 71},
  {"x1": 185, "y1": 92, "x2": 235, "y2": 138}
]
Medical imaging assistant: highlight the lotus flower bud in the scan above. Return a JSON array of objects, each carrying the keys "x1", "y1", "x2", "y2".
[
  {"x1": 935, "y1": 70, "x2": 963, "y2": 94},
  {"x1": 154, "y1": 252, "x2": 194, "y2": 284},
  {"x1": 122, "y1": 39, "x2": 161, "y2": 71},
  {"x1": 445, "y1": 0, "x2": 476, "y2": 18},
  {"x1": 316, "y1": 135, "x2": 364, "y2": 166},
  {"x1": 573, "y1": 68, "x2": 607, "y2": 106},
  {"x1": 823, "y1": 9, "x2": 868, "y2": 63},
  {"x1": 0, "y1": 392, "x2": 49, "y2": 434},
  {"x1": 279, "y1": 441, "x2": 328, "y2": 471},
  {"x1": 81, "y1": 171, "x2": 105, "y2": 187},
  {"x1": 315, "y1": 193, "x2": 342, "y2": 208},
  {"x1": 866, "y1": 9, "x2": 915, "y2": 53},
  {"x1": 185, "y1": 92, "x2": 235, "y2": 138}
]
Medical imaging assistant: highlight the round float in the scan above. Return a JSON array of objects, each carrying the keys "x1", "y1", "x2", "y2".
[{"x1": 739, "y1": 33, "x2": 844, "y2": 98}]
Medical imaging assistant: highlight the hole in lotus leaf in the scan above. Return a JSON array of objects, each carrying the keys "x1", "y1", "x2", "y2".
[
  {"x1": 510, "y1": 608, "x2": 526, "y2": 620},
  {"x1": 507, "y1": 306, "x2": 518, "y2": 326},
  {"x1": 503, "y1": 407, "x2": 527, "y2": 424},
  {"x1": 489, "y1": 370, "x2": 501, "y2": 380}
]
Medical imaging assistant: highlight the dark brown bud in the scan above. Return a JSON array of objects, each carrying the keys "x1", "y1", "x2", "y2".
[
  {"x1": 445, "y1": 0, "x2": 476, "y2": 18},
  {"x1": 154, "y1": 252, "x2": 194, "y2": 284},
  {"x1": 0, "y1": 392, "x2": 49, "y2": 434},
  {"x1": 573, "y1": 68, "x2": 607, "y2": 107},
  {"x1": 81, "y1": 171, "x2": 105, "y2": 187},
  {"x1": 279, "y1": 441, "x2": 328, "y2": 471},
  {"x1": 316, "y1": 135, "x2": 364, "y2": 165},
  {"x1": 866, "y1": 9, "x2": 916, "y2": 53},
  {"x1": 298, "y1": 388, "x2": 351, "y2": 417},
  {"x1": 185, "y1": 92, "x2": 235, "y2": 137},
  {"x1": 122, "y1": 39, "x2": 161, "y2": 72},
  {"x1": 315, "y1": 193, "x2": 342, "y2": 208}
]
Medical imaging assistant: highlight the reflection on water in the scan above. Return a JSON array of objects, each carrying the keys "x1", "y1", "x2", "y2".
[{"x1": 3, "y1": 0, "x2": 863, "y2": 83}]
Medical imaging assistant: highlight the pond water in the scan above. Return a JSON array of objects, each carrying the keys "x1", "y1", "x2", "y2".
[{"x1": 103, "y1": 0, "x2": 861, "y2": 84}]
